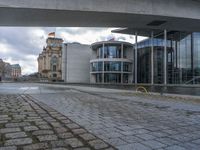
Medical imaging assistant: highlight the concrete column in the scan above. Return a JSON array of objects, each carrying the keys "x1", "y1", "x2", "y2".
[
  {"x1": 164, "y1": 29, "x2": 167, "y2": 85},
  {"x1": 151, "y1": 31, "x2": 154, "y2": 85},
  {"x1": 102, "y1": 43, "x2": 105, "y2": 83},
  {"x1": 135, "y1": 32, "x2": 138, "y2": 84}
]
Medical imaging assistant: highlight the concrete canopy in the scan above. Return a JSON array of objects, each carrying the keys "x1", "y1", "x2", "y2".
[{"x1": 0, "y1": 0, "x2": 200, "y2": 31}]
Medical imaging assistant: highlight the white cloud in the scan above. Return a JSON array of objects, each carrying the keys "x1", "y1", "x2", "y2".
[{"x1": 0, "y1": 27, "x2": 146, "y2": 75}]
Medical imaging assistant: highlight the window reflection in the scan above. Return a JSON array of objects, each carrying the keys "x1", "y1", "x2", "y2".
[
  {"x1": 104, "y1": 44, "x2": 121, "y2": 58},
  {"x1": 137, "y1": 31, "x2": 200, "y2": 84}
]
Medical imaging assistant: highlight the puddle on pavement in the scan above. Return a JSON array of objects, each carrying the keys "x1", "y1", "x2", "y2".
[{"x1": 19, "y1": 87, "x2": 39, "y2": 90}]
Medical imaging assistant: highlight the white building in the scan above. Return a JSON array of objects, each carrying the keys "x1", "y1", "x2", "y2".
[
  {"x1": 62, "y1": 43, "x2": 91, "y2": 83},
  {"x1": 90, "y1": 41, "x2": 134, "y2": 84}
]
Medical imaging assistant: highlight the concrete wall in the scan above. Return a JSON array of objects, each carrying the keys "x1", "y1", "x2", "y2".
[
  {"x1": 1, "y1": 0, "x2": 200, "y2": 27},
  {"x1": 62, "y1": 43, "x2": 91, "y2": 83},
  {"x1": 1, "y1": 0, "x2": 200, "y2": 20}
]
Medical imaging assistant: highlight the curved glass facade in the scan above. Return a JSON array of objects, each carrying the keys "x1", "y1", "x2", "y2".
[
  {"x1": 90, "y1": 42, "x2": 133, "y2": 84},
  {"x1": 137, "y1": 32, "x2": 200, "y2": 84}
]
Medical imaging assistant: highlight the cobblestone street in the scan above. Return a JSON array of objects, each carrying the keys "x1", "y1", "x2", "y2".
[
  {"x1": 0, "y1": 94, "x2": 114, "y2": 150},
  {"x1": 1, "y1": 83, "x2": 200, "y2": 150}
]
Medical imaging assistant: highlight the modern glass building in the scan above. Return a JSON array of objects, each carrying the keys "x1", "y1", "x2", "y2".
[
  {"x1": 90, "y1": 41, "x2": 133, "y2": 84},
  {"x1": 91, "y1": 31, "x2": 200, "y2": 85},
  {"x1": 137, "y1": 32, "x2": 200, "y2": 85}
]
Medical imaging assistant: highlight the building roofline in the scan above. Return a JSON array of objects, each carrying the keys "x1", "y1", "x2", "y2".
[{"x1": 91, "y1": 41, "x2": 133, "y2": 49}]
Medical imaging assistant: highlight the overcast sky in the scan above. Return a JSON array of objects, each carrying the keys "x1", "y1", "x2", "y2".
[{"x1": 0, "y1": 27, "x2": 145, "y2": 75}]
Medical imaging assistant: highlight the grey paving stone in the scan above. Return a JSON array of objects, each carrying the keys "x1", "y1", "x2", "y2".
[
  {"x1": 54, "y1": 127, "x2": 68, "y2": 133},
  {"x1": 0, "y1": 115, "x2": 9, "y2": 118},
  {"x1": 65, "y1": 123, "x2": 80, "y2": 129},
  {"x1": 23, "y1": 143, "x2": 49, "y2": 150},
  {"x1": 51, "y1": 140, "x2": 69, "y2": 148},
  {"x1": 32, "y1": 130, "x2": 54, "y2": 135},
  {"x1": 35, "y1": 121, "x2": 48, "y2": 125},
  {"x1": 89, "y1": 139, "x2": 109, "y2": 149},
  {"x1": 117, "y1": 143, "x2": 151, "y2": 150},
  {"x1": 5, "y1": 132, "x2": 27, "y2": 139},
  {"x1": 79, "y1": 133, "x2": 96, "y2": 141},
  {"x1": 165, "y1": 145, "x2": 186, "y2": 150},
  {"x1": 51, "y1": 148, "x2": 69, "y2": 150},
  {"x1": 65, "y1": 138, "x2": 83, "y2": 148},
  {"x1": 104, "y1": 148, "x2": 115, "y2": 150},
  {"x1": 156, "y1": 137, "x2": 180, "y2": 145},
  {"x1": 5, "y1": 122, "x2": 31, "y2": 128},
  {"x1": 0, "y1": 146, "x2": 17, "y2": 150},
  {"x1": 72, "y1": 128, "x2": 87, "y2": 135},
  {"x1": 74, "y1": 148, "x2": 91, "y2": 150},
  {"x1": 122, "y1": 135, "x2": 143, "y2": 143},
  {"x1": 5, "y1": 138, "x2": 32, "y2": 146},
  {"x1": 38, "y1": 124, "x2": 52, "y2": 129},
  {"x1": 37, "y1": 135, "x2": 58, "y2": 142},
  {"x1": 58, "y1": 132, "x2": 74, "y2": 139},
  {"x1": 0, "y1": 128, "x2": 21, "y2": 134},
  {"x1": 142, "y1": 140, "x2": 166, "y2": 149},
  {"x1": 192, "y1": 139, "x2": 200, "y2": 144},
  {"x1": 51, "y1": 122, "x2": 63, "y2": 128},
  {"x1": 106, "y1": 138, "x2": 128, "y2": 146},
  {"x1": 136, "y1": 133, "x2": 156, "y2": 140},
  {"x1": 104, "y1": 132, "x2": 122, "y2": 138},
  {"x1": 0, "y1": 120, "x2": 8, "y2": 124},
  {"x1": 24, "y1": 126, "x2": 39, "y2": 131},
  {"x1": 60, "y1": 119, "x2": 72, "y2": 124}
]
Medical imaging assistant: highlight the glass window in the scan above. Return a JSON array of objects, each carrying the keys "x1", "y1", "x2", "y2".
[
  {"x1": 92, "y1": 62, "x2": 103, "y2": 72},
  {"x1": 123, "y1": 62, "x2": 132, "y2": 72},
  {"x1": 53, "y1": 74, "x2": 57, "y2": 77},
  {"x1": 104, "y1": 73, "x2": 121, "y2": 83},
  {"x1": 53, "y1": 65, "x2": 56, "y2": 71},
  {"x1": 104, "y1": 62, "x2": 121, "y2": 71},
  {"x1": 96, "y1": 73, "x2": 103, "y2": 83},
  {"x1": 104, "y1": 44, "x2": 121, "y2": 58}
]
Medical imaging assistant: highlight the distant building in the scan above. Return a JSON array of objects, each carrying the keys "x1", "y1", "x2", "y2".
[
  {"x1": 38, "y1": 36, "x2": 63, "y2": 81},
  {"x1": 90, "y1": 41, "x2": 133, "y2": 84},
  {"x1": 4, "y1": 62, "x2": 12, "y2": 79},
  {"x1": 62, "y1": 43, "x2": 91, "y2": 83},
  {"x1": 11, "y1": 64, "x2": 21, "y2": 78},
  {"x1": 0, "y1": 59, "x2": 5, "y2": 79},
  {"x1": 0, "y1": 59, "x2": 18, "y2": 80}
]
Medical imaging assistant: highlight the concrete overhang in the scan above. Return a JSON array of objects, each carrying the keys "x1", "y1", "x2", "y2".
[{"x1": 1, "y1": 0, "x2": 200, "y2": 27}]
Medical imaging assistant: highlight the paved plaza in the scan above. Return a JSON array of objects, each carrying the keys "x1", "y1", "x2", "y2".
[{"x1": 1, "y1": 83, "x2": 200, "y2": 149}]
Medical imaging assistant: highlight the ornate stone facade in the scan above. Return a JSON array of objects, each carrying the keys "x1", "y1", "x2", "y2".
[
  {"x1": 11, "y1": 64, "x2": 21, "y2": 78},
  {"x1": 0, "y1": 59, "x2": 13, "y2": 80},
  {"x1": 38, "y1": 37, "x2": 63, "y2": 81}
]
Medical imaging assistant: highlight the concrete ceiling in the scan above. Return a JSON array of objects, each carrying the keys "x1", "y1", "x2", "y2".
[{"x1": 0, "y1": 0, "x2": 200, "y2": 32}]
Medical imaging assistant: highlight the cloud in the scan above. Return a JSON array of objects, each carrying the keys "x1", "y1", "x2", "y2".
[{"x1": 0, "y1": 27, "x2": 145, "y2": 75}]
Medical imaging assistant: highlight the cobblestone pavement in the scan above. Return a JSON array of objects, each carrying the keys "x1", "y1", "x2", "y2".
[
  {"x1": 32, "y1": 89, "x2": 200, "y2": 150},
  {"x1": 0, "y1": 94, "x2": 115, "y2": 150},
  {"x1": 1, "y1": 83, "x2": 200, "y2": 150}
]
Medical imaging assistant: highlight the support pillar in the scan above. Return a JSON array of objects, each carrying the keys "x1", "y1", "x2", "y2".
[
  {"x1": 151, "y1": 31, "x2": 154, "y2": 85},
  {"x1": 121, "y1": 43, "x2": 124, "y2": 84},
  {"x1": 135, "y1": 32, "x2": 138, "y2": 84},
  {"x1": 164, "y1": 29, "x2": 167, "y2": 85},
  {"x1": 102, "y1": 43, "x2": 105, "y2": 83}
]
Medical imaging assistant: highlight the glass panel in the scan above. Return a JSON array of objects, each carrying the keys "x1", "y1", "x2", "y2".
[
  {"x1": 193, "y1": 32, "x2": 200, "y2": 84},
  {"x1": 123, "y1": 74, "x2": 129, "y2": 83},
  {"x1": 104, "y1": 44, "x2": 121, "y2": 58},
  {"x1": 104, "y1": 61, "x2": 121, "y2": 71},
  {"x1": 91, "y1": 62, "x2": 103, "y2": 72},
  {"x1": 123, "y1": 62, "x2": 132, "y2": 72},
  {"x1": 95, "y1": 73, "x2": 103, "y2": 83},
  {"x1": 104, "y1": 73, "x2": 121, "y2": 83}
]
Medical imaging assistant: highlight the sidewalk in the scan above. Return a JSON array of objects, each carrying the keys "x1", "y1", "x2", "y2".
[{"x1": 0, "y1": 94, "x2": 115, "y2": 150}]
